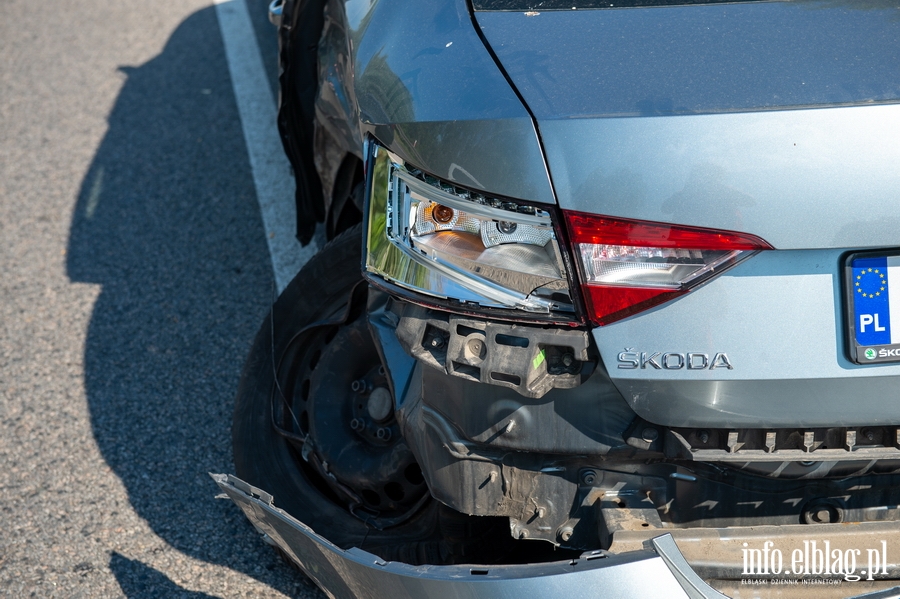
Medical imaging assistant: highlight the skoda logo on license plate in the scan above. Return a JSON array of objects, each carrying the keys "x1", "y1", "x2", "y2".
[{"x1": 845, "y1": 251, "x2": 900, "y2": 365}]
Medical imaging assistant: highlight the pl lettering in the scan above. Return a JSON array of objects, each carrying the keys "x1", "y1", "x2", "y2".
[{"x1": 860, "y1": 314, "x2": 887, "y2": 333}]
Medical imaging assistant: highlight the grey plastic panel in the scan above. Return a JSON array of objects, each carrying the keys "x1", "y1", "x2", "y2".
[
  {"x1": 212, "y1": 474, "x2": 693, "y2": 599},
  {"x1": 593, "y1": 249, "x2": 900, "y2": 428},
  {"x1": 215, "y1": 476, "x2": 900, "y2": 599}
]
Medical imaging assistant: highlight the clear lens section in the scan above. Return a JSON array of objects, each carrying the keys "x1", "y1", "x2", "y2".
[
  {"x1": 411, "y1": 201, "x2": 554, "y2": 249},
  {"x1": 365, "y1": 147, "x2": 573, "y2": 314},
  {"x1": 578, "y1": 244, "x2": 742, "y2": 289}
]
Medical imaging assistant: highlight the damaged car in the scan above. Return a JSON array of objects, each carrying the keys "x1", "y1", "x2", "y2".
[{"x1": 214, "y1": 0, "x2": 900, "y2": 597}]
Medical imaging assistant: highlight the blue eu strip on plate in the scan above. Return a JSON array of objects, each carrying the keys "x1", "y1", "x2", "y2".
[{"x1": 848, "y1": 254, "x2": 900, "y2": 363}]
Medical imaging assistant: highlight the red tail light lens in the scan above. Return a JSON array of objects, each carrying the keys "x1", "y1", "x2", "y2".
[{"x1": 564, "y1": 211, "x2": 773, "y2": 325}]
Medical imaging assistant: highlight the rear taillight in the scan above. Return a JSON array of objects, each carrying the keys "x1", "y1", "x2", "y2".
[{"x1": 564, "y1": 211, "x2": 773, "y2": 325}]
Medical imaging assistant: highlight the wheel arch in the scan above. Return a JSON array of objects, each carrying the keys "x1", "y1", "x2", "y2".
[
  {"x1": 325, "y1": 153, "x2": 364, "y2": 240},
  {"x1": 276, "y1": 0, "x2": 364, "y2": 245}
]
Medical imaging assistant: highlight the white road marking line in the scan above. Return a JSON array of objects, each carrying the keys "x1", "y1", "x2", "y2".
[{"x1": 214, "y1": 0, "x2": 317, "y2": 293}]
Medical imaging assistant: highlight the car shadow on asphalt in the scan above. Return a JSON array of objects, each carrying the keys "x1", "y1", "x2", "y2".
[
  {"x1": 66, "y1": 5, "x2": 316, "y2": 597},
  {"x1": 110, "y1": 553, "x2": 222, "y2": 599}
]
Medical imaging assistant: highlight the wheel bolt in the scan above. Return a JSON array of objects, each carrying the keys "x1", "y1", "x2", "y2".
[
  {"x1": 351, "y1": 379, "x2": 368, "y2": 393},
  {"x1": 350, "y1": 418, "x2": 365, "y2": 432},
  {"x1": 376, "y1": 427, "x2": 392, "y2": 441}
]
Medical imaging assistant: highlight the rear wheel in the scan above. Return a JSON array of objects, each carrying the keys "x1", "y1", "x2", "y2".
[{"x1": 232, "y1": 225, "x2": 443, "y2": 561}]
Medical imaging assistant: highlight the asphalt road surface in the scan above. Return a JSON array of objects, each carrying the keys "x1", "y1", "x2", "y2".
[{"x1": 0, "y1": 1, "x2": 326, "y2": 596}]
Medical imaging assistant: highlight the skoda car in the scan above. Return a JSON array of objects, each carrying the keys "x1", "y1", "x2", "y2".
[{"x1": 214, "y1": 1, "x2": 900, "y2": 597}]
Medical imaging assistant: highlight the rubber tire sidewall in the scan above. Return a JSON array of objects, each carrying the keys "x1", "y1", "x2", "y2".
[{"x1": 232, "y1": 225, "x2": 437, "y2": 550}]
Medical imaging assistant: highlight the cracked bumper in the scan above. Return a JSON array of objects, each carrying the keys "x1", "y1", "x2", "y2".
[
  {"x1": 212, "y1": 474, "x2": 701, "y2": 598},
  {"x1": 212, "y1": 474, "x2": 900, "y2": 599}
]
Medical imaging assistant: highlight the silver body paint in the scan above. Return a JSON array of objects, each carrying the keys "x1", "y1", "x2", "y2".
[
  {"x1": 227, "y1": 1, "x2": 900, "y2": 596},
  {"x1": 213, "y1": 474, "x2": 701, "y2": 599},
  {"x1": 475, "y1": 3, "x2": 900, "y2": 428},
  {"x1": 316, "y1": 0, "x2": 555, "y2": 205}
]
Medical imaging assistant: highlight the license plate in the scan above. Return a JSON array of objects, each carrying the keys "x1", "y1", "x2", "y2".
[{"x1": 846, "y1": 251, "x2": 900, "y2": 364}]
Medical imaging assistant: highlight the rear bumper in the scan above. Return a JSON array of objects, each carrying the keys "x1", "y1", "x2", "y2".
[
  {"x1": 212, "y1": 474, "x2": 699, "y2": 598},
  {"x1": 213, "y1": 474, "x2": 900, "y2": 599}
]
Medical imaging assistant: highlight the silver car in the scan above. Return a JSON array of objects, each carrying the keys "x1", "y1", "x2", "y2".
[{"x1": 215, "y1": 0, "x2": 900, "y2": 597}]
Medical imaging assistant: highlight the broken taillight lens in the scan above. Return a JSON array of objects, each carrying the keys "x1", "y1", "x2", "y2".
[{"x1": 564, "y1": 211, "x2": 773, "y2": 325}]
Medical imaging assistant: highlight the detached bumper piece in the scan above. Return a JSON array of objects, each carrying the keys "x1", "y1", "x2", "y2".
[
  {"x1": 212, "y1": 474, "x2": 704, "y2": 599},
  {"x1": 214, "y1": 474, "x2": 900, "y2": 599}
]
